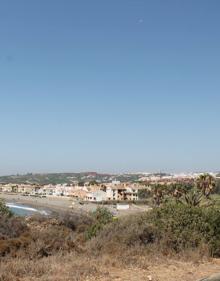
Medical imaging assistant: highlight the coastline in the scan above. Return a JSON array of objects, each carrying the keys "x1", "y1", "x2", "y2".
[
  {"x1": 0, "y1": 193, "x2": 151, "y2": 217},
  {"x1": 0, "y1": 193, "x2": 74, "y2": 215}
]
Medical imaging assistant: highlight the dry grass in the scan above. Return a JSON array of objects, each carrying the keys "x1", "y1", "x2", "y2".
[
  {"x1": 0, "y1": 253, "x2": 108, "y2": 281},
  {"x1": 1, "y1": 251, "x2": 220, "y2": 281}
]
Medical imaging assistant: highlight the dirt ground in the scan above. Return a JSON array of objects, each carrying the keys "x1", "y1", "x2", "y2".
[
  {"x1": 2, "y1": 253, "x2": 220, "y2": 281},
  {"x1": 17, "y1": 257, "x2": 220, "y2": 281},
  {"x1": 88, "y1": 259, "x2": 220, "y2": 281}
]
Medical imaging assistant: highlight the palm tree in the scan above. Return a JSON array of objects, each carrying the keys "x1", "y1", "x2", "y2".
[
  {"x1": 166, "y1": 183, "x2": 193, "y2": 202},
  {"x1": 196, "y1": 174, "x2": 216, "y2": 198},
  {"x1": 183, "y1": 188, "x2": 204, "y2": 207},
  {"x1": 152, "y1": 184, "x2": 165, "y2": 206},
  {"x1": 167, "y1": 183, "x2": 183, "y2": 199}
]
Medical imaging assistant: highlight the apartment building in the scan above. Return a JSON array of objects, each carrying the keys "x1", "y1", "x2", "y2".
[{"x1": 106, "y1": 183, "x2": 140, "y2": 201}]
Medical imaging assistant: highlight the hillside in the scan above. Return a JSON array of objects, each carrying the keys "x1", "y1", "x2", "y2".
[
  {"x1": 0, "y1": 172, "x2": 143, "y2": 185},
  {"x1": 1, "y1": 202, "x2": 220, "y2": 281}
]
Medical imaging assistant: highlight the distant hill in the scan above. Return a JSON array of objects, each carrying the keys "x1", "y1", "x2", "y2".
[{"x1": 0, "y1": 172, "x2": 142, "y2": 185}]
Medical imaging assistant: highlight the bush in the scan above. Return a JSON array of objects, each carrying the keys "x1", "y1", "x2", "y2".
[
  {"x1": 0, "y1": 215, "x2": 28, "y2": 239},
  {"x1": 138, "y1": 189, "x2": 151, "y2": 200},
  {"x1": 147, "y1": 203, "x2": 220, "y2": 255},
  {"x1": 215, "y1": 179, "x2": 220, "y2": 194},
  {"x1": 0, "y1": 200, "x2": 12, "y2": 217},
  {"x1": 0, "y1": 214, "x2": 29, "y2": 257},
  {"x1": 58, "y1": 212, "x2": 93, "y2": 233},
  {"x1": 27, "y1": 223, "x2": 77, "y2": 258},
  {"x1": 88, "y1": 213, "x2": 156, "y2": 255},
  {"x1": 0, "y1": 200, "x2": 27, "y2": 242},
  {"x1": 86, "y1": 207, "x2": 113, "y2": 240},
  {"x1": 89, "y1": 203, "x2": 220, "y2": 257}
]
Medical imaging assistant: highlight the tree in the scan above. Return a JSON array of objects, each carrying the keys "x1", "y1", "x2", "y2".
[
  {"x1": 86, "y1": 207, "x2": 113, "y2": 239},
  {"x1": 100, "y1": 184, "x2": 107, "y2": 192},
  {"x1": 138, "y1": 188, "x2": 151, "y2": 200},
  {"x1": 88, "y1": 180, "x2": 98, "y2": 186},
  {"x1": 215, "y1": 179, "x2": 220, "y2": 194},
  {"x1": 150, "y1": 175, "x2": 216, "y2": 208},
  {"x1": 182, "y1": 188, "x2": 204, "y2": 207},
  {"x1": 167, "y1": 183, "x2": 193, "y2": 202},
  {"x1": 178, "y1": 174, "x2": 216, "y2": 207},
  {"x1": 196, "y1": 174, "x2": 216, "y2": 198},
  {"x1": 152, "y1": 184, "x2": 165, "y2": 206}
]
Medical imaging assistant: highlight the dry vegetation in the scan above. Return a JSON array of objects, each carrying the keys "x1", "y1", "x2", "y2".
[{"x1": 1, "y1": 197, "x2": 220, "y2": 280}]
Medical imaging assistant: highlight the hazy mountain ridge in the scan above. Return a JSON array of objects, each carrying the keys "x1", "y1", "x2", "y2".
[{"x1": 0, "y1": 172, "x2": 143, "y2": 185}]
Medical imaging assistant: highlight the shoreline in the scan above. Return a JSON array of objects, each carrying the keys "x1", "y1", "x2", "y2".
[
  {"x1": 0, "y1": 193, "x2": 74, "y2": 216},
  {"x1": 0, "y1": 193, "x2": 151, "y2": 217}
]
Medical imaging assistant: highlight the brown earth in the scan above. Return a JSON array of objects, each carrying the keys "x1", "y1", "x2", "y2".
[
  {"x1": 91, "y1": 260, "x2": 220, "y2": 281},
  {"x1": 2, "y1": 256, "x2": 220, "y2": 281}
]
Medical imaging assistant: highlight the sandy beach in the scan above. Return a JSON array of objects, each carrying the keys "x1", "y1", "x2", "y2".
[
  {"x1": 0, "y1": 193, "x2": 111, "y2": 216},
  {"x1": 0, "y1": 193, "x2": 150, "y2": 216},
  {"x1": 0, "y1": 193, "x2": 80, "y2": 215}
]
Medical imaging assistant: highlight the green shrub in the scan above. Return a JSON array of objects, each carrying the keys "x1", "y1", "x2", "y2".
[
  {"x1": 147, "y1": 203, "x2": 220, "y2": 254},
  {"x1": 138, "y1": 204, "x2": 218, "y2": 256},
  {"x1": 215, "y1": 179, "x2": 220, "y2": 194},
  {"x1": 138, "y1": 189, "x2": 151, "y2": 200},
  {"x1": 89, "y1": 203, "x2": 220, "y2": 257},
  {"x1": 0, "y1": 200, "x2": 12, "y2": 217},
  {"x1": 86, "y1": 207, "x2": 113, "y2": 240}
]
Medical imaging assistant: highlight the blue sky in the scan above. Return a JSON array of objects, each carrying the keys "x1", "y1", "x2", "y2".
[{"x1": 0, "y1": 0, "x2": 220, "y2": 175}]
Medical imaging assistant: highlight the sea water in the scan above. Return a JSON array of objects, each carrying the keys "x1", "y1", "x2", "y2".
[{"x1": 6, "y1": 203, "x2": 48, "y2": 216}]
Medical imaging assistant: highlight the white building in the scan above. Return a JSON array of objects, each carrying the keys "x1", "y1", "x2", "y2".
[
  {"x1": 106, "y1": 184, "x2": 139, "y2": 201},
  {"x1": 86, "y1": 190, "x2": 107, "y2": 202}
]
